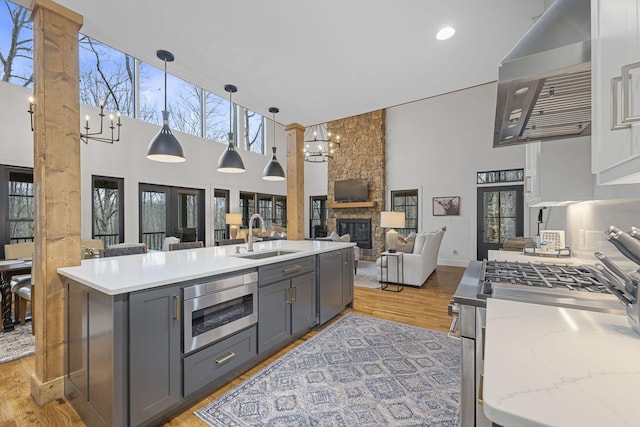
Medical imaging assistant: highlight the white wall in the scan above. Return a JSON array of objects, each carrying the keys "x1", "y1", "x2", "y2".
[
  {"x1": 386, "y1": 83, "x2": 526, "y2": 266},
  {"x1": 303, "y1": 161, "x2": 327, "y2": 238},
  {"x1": 0, "y1": 81, "x2": 287, "y2": 246}
]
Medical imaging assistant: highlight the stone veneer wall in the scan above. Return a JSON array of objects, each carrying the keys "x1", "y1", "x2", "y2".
[{"x1": 327, "y1": 110, "x2": 385, "y2": 261}]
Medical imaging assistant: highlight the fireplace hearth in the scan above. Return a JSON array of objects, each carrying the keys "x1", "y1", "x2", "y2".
[{"x1": 337, "y1": 218, "x2": 372, "y2": 249}]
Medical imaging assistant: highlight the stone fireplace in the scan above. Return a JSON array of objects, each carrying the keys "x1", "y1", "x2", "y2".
[
  {"x1": 337, "y1": 218, "x2": 372, "y2": 249},
  {"x1": 327, "y1": 110, "x2": 386, "y2": 261}
]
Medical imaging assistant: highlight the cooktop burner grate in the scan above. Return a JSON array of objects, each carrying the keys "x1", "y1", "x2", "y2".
[{"x1": 479, "y1": 260, "x2": 611, "y2": 297}]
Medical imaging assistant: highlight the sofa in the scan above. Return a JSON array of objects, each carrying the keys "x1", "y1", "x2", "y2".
[{"x1": 376, "y1": 226, "x2": 446, "y2": 287}]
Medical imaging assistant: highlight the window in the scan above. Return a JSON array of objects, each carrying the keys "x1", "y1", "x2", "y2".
[
  {"x1": 391, "y1": 190, "x2": 418, "y2": 235},
  {"x1": 139, "y1": 184, "x2": 205, "y2": 250},
  {"x1": 257, "y1": 194, "x2": 273, "y2": 228},
  {"x1": 8, "y1": 169, "x2": 34, "y2": 244},
  {"x1": 213, "y1": 189, "x2": 230, "y2": 241},
  {"x1": 244, "y1": 109, "x2": 264, "y2": 154},
  {"x1": 139, "y1": 62, "x2": 202, "y2": 137},
  {"x1": 206, "y1": 91, "x2": 233, "y2": 144},
  {"x1": 0, "y1": 1, "x2": 33, "y2": 87},
  {"x1": 309, "y1": 196, "x2": 328, "y2": 238},
  {"x1": 477, "y1": 169, "x2": 524, "y2": 184},
  {"x1": 79, "y1": 36, "x2": 135, "y2": 117},
  {"x1": 239, "y1": 192, "x2": 256, "y2": 228},
  {"x1": 274, "y1": 196, "x2": 287, "y2": 227},
  {"x1": 92, "y1": 176, "x2": 124, "y2": 247}
]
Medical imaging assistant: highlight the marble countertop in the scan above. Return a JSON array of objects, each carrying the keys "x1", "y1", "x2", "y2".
[
  {"x1": 57, "y1": 240, "x2": 354, "y2": 295},
  {"x1": 484, "y1": 298, "x2": 640, "y2": 427}
]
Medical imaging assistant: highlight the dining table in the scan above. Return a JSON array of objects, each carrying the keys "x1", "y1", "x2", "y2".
[{"x1": 0, "y1": 259, "x2": 32, "y2": 332}]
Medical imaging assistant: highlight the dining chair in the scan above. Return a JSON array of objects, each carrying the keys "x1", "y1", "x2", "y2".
[
  {"x1": 100, "y1": 243, "x2": 148, "y2": 257},
  {"x1": 168, "y1": 241, "x2": 204, "y2": 251}
]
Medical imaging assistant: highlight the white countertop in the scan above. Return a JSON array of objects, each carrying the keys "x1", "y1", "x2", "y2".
[
  {"x1": 57, "y1": 240, "x2": 354, "y2": 295},
  {"x1": 484, "y1": 298, "x2": 640, "y2": 427}
]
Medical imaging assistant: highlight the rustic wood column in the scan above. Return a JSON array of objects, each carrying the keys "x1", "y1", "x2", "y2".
[
  {"x1": 30, "y1": 0, "x2": 83, "y2": 405},
  {"x1": 285, "y1": 123, "x2": 305, "y2": 240}
]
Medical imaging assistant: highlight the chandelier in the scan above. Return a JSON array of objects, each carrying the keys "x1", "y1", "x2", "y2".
[{"x1": 304, "y1": 123, "x2": 341, "y2": 162}]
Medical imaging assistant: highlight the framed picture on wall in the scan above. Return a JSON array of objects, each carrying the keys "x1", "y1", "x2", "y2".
[{"x1": 433, "y1": 196, "x2": 460, "y2": 216}]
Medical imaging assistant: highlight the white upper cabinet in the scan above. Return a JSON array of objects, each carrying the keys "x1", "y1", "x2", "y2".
[
  {"x1": 526, "y1": 137, "x2": 594, "y2": 206},
  {"x1": 592, "y1": 0, "x2": 640, "y2": 184}
]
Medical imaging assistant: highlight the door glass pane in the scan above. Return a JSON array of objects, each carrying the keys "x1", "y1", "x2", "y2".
[
  {"x1": 500, "y1": 191, "x2": 517, "y2": 217},
  {"x1": 93, "y1": 177, "x2": 122, "y2": 247},
  {"x1": 483, "y1": 218, "x2": 500, "y2": 244},
  {"x1": 141, "y1": 190, "x2": 166, "y2": 250},
  {"x1": 502, "y1": 218, "x2": 517, "y2": 241},
  {"x1": 178, "y1": 193, "x2": 198, "y2": 242},
  {"x1": 483, "y1": 192, "x2": 499, "y2": 218},
  {"x1": 213, "y1": 190, "x2": 228, "y2": 241}
]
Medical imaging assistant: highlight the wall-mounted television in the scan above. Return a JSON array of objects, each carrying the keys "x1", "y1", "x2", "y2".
[{"x1": 334, "y1": 179, "x2": 368, "y2": 202}]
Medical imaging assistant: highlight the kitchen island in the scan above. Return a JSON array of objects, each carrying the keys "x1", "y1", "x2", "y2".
[
  {"x1": 484, "y1": 298, "x2": 640, "y2": 427},
  {"x1": 58, "y1": 240, "x2": 355, "y2": 427}
]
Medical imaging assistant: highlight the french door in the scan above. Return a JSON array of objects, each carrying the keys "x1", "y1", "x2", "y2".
[
  {"x1": 477, "y1": 185, "x2": 523, "y2": 260},
  {"x1": 139, "y1": 184, "x2": 205, "y2": 250}
]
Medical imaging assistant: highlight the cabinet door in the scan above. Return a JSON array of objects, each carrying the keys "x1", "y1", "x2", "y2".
[
  {"x1": 342, "y1": 249, "x2": 354, "y2": 306},
  {"x1": 129, "y1": 285, "x2": 181, "y2": 426},
  {"x1": 291, "y1": 272, "x2": 317, "y2": 337},
  {"x1": 318, "y1": 251, "x2": 344, "y2": 325},
  {"x1": 258, "y1": 280, "x2": 291, "y2": 354},
  {"x1": 592, "y1": 0, "x2": 640, "y2": 176}
]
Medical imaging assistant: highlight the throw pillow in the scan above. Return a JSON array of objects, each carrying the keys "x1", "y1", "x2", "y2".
[
  {"x1": 413, "y1": 233, "x2": 428, "y2": 254},
  {"x1": 338, "y1": 233, "x2": 351, "y2": 242},
  {"x1": 396, "y1": 234, "x2": 416, "y2": 253}
]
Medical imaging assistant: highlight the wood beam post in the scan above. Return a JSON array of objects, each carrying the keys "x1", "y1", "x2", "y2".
[
  {"x1": 30, "y1": 0, "x2": 83, "y2": 405},
  {"x1": 285, "y1": 123, "x2": 305, "y2": 240}
]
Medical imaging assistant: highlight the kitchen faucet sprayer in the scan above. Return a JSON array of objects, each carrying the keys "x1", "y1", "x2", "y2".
[{"x1": 248, "y1": 213, "x2": 266, "y2": 252}]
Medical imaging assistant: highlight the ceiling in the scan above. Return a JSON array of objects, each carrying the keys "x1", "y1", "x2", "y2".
[{"x1": 26, "y1": 0, "x2": 545, "y2": 127}]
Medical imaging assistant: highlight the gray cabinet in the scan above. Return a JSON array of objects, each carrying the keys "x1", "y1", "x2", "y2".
[
  {"x1": 258, "y1": 272, "x2": 316, "y2": 354},
  {"x1": 129, "y1": 284, "x2": 181, "y2": 426},
  {"x1": 318, "y1": 250, "x2": 346, "y2": 325},
  {"x1": 342, "y1": 248, "x2": 354, "y2": 306},
  {"x1": 258, "y1": 257, "x2": 316, "y2": 354}
]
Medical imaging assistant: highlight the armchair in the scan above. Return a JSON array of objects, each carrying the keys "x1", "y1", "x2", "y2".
[{"x1": 376, "y1": 226, "x2": 446, "y2": 287}]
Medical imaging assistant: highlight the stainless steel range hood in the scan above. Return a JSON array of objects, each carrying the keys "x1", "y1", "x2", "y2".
[{"x1": 493, "y1": 0, "x2": 591, "y2": 148}]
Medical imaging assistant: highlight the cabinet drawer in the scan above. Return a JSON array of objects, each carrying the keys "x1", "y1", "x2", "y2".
[
  {"x1": 183, "y1": 326, "x2": 257, "y2": 396},
  {"x1": 258, "y1": 256, "x2": 315, "y2": 285}
]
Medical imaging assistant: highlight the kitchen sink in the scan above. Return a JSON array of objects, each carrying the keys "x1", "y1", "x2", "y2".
[{"x1": 233, "y1": 250, "x2": 297, "y2": 260}]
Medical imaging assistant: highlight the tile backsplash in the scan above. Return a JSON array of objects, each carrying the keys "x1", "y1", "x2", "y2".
[{"x1": 566, "y1": 199, "x2": 640, "y2": 270}]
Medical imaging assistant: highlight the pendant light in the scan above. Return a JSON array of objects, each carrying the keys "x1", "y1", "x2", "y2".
[
  {"x1": 217, "y1": 84, "x2": 245, "y2": 173},
  {"x1": 262, "y1": 107, "x2": 285, "y2": 181},
  {"x1": 146, "y1": 50, "x2": 186, "y2": 163}
]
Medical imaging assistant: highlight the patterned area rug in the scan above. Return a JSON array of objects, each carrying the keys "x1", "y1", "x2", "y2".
[
  {"x1": 195, "y1": 313, "x2": 460, "y2": 426},
  {"x1": 354, "y1": 261, "x2": 381, "y2": 289},
  {"x1": 0, "y1": 324, "x2": 34, "y2": 364}
]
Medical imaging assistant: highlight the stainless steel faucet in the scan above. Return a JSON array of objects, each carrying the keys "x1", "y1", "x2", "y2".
[{"x1": 248, "y1": 213, "x2": 266, "y2": 252}]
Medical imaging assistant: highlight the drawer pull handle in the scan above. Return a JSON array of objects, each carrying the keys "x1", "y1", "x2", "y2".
[
  {"x1": 215, "y1": 352, "x2": 236, "y2": 364},
  {"x1": 611, "y1": 76, "x2": 631, "y2": 130},
  {"x1": 622, "y1": 62, "x2": 640, "y2": 123},
  {"x1": 282, "y1": 266, "x2": 302, "y2": 273},
  {"x1": 481, "y1": 325, "x2": 486, "y2": 360}
]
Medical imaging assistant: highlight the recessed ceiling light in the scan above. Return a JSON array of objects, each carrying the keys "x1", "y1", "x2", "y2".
[
  {"x1": 504, "y1": 135, "x2": 514, "y2": 140},
  {"x1": 436, "y1": 27, "x2": 456, "y2": 41},
  {"x1": 515, "y1": 87, "x2": 529, "y2": 95}
]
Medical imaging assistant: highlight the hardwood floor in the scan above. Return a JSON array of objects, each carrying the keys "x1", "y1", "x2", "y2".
[{"x1": 0, "y1": 265, "x2": 463, "y2": 426}]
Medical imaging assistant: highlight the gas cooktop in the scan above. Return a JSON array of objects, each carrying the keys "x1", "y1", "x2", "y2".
[{"x1": 478, "y1": 260, "x2": 611, "y2": 298}]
